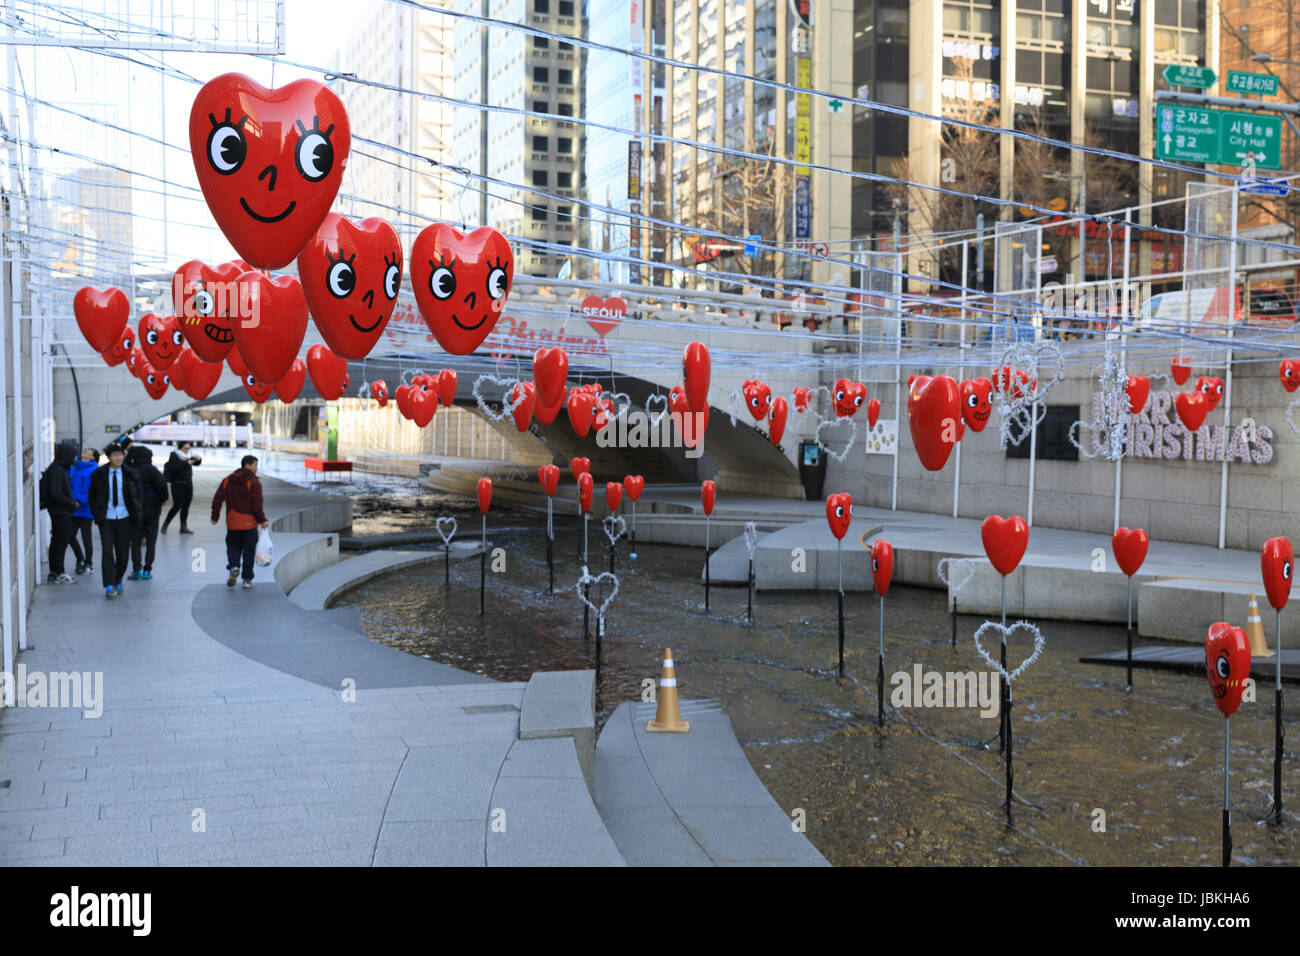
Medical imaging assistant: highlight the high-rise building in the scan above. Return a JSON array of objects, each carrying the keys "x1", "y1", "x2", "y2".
[{"x1": 451, "y1": 0, "x2": 587, "y2": 277}]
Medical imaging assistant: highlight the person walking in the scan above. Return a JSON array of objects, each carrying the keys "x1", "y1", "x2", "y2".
[
  {"x1": 89, "y1": 443, "x2": 142, "y2": 599},
  {"x1": 39, "y1": 443, "x2": 79, "y2": 584},
  {"x1": 161, "y1": 442, "x2": 202, "y2": 534},
  {"x1": 68, "y1": 447, "x2": 99, "y2": 576},
  {"x1": 211, "y1": 454, "x2": 269, "y2": 590},
  {"x1": 126, "y1": 445, "x2": 168, "y2": 580}
]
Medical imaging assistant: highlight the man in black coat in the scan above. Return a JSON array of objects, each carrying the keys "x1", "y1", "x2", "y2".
[
  {"x1": 89, "y1": 443, "x2": 143, "y2": 598},
  {"x1": 126, "y1": 445, "x2": 168, "y2": 580},
  {"x1": 40, "y1": 443, "x2": 79, "y2": 584},
  {"x1": 161, "y1": 441, "x2": 202, "y2": 534}
]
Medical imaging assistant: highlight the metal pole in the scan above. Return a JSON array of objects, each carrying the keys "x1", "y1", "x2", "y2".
[
  {"x1": 999, "y1": 574, "x2": 1007, "y2": 754},
  {"x1": 836, "y1": 537, "x2": 844, "y2": 677},
  {"x1": 1217, "y1": 188, "x2": 1238, "y2": 550},
  {"x1": 877, "y1": 594, "x2": 885, "y2": 726},
  {"x1": 891, "y1": 218, "x2": 902, "y2": 511},
  {"x1": 1115, "y1": 209, "x2": 1132, "y2": 532},
  {"x1": 479, "y1": 513, "x2": 486, "y2": 616},
  {"x1": 704, "y1": 514, "x2": 710, "y2": 612},
  {"x1": 8, "y1": 29, "x2": 31, "y2": 630},
  {"x1": 954, "y1": 239, "x2": 968, "y2": 518},
  {"x1": 1274, "y1": 607, "x2": 1285, "y2": 823},
  {"x1": 0, "y1": 198, "x2": 14, "y2": 696},
  {"x1": 1223, "y1": 717, "x2": 1232, "y2": 867},
  {"x1": 1126, "y1": 574, "x2": 1133, "y2": 691}
]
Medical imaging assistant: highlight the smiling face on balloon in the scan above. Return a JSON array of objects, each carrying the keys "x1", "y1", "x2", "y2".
[
  {"x1": 102, "y1": 327, "x2": 135, "y2": 367},
  {"x1": 298, "y1": 214, "x2": 403, "y2": 360},
  {"x1": 1196, "y1": 376, "x2": 1225, "y2": 411},
  {"x1": 139, "y1": 313, "x2": 184, "y2": 370},
  {"x1": 832, "y1": 378, "x2": 866, "y2": 418},
  {"x1": 411, "y1": 224, "x2": 514, "y2": 355},
  {"x1": 959, "y1": 378, "x2": 993, "y2": 432}
]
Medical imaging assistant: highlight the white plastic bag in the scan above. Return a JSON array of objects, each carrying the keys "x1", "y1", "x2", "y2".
[{"x1": 255, "y1": 526, "x2": 274, "y2": 566}]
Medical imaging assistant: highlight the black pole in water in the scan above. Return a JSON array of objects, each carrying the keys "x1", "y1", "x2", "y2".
[
  {"x1": 1223, "y1": 718, "x2": 1232, "y2": 867},
  {"x1": 747, "y1": 558, "x2": 753, "y2": 624},
  {"x1": 547, "y1": 536, "x2": 554, "y2": 594},
  {"x1": 445, "y1": 543, "x2": 450, "y2": 586},
  {"x1": 1125, "y1": 575, "x2": 1133, "y2": 691},
  {"x1": 609, "y1": 542, "x2": 615, "y2": 575},
  {"x1": 1274, "y1": 608, "x2": 1285, "y2": 824},
  {"x1": 479, "y1": 515, "x2": 486, "y2": 617},
  {"x1": 877, "y1": 595, "x2": 885, "y2": 727},
  {"x1": 595, "y1": 612, "x2": 603, "y2": 680},
  {"x1": 583, "y1": 582, "x2": 590, "y2": 641},
  {"x1": 1005, "y1": 688, "x2": 1014, "y2": 825},
  {"x1": 837, "y1": 591, "x2": 844, "y2": 677},
  {"x1": 951, "y1": 599, "x2": 957, "y2": 647},
  {"x1": 703, "y1": 516, "x2": 710, "y2": 612},
  {"x1": 999, "y1": 575, "x2": 1007, "y2": 755}
]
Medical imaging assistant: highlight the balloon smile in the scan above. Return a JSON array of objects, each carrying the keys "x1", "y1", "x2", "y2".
[
  {"x1": 203, "y1": 323, "x2": 234, "y2": 343},
  {"x1": 973, "y1": 408, "x2": 989, "y2": 422},
  {"x1": 239, "y1": 197, "x2": 297, "y2": 223},
  {"x1": 348, "y1": 313, "x2": 384, "y2": 333},
  {"x1": 451, "y1": 312, "x2": 487, "y2": 331}
]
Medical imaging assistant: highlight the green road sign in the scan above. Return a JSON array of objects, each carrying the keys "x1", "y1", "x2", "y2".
[
  {"x1": 1162, "y1": 64, "x2": 1217, "y2": 89},
  {"x1": 1226, "y1": 70, "x2": 1279, "y2": 96},
  {"x1": 1156, "y1": 104, "x2": 1216, "y2": 163},
  {"x1": 1219, "y1": 110, "x2": 1283, "y2": 168}
]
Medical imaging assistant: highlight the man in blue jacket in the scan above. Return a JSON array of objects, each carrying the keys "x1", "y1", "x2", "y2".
[{"x1": 69, "y1": 447, "x2": 99, "y2": 576}]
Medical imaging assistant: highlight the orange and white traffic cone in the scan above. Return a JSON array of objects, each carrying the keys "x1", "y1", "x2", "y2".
[
  {"x1": 1246, "y1": 593, "x2": 1274, "y2": 658},
  {"x1": 646, "y1": 647, "x2": 690, "y2": 733}
]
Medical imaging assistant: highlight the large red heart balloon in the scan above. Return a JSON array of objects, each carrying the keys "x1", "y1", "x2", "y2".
[
  {"x1": 867, "y1": 397, "x2": 881, "y2": 429},
  {"x1": 230, "y1": 272, "x2": 308, "y2": 386},
  {"x1": 981, "y1": 514, "x2": 1029, "y2": 576},
  {"x1": 907, "y1": 374, "x2": 962, "y2": 471},
  {"x1": 74, "y1": 287, "x2": 129, "y2": 353},
  {"x1": 624, "y1": 475, "x2": 644, "y2": 502},
  {"x1": 1112, "y1": 526, "x2": 1149, "y2": 578},
  {"x1": 178, "y1": 350, "x2": 221, "y2": 400},
  {"x1": 139, "y1": 360, "x2": 170, "y2": 400},
  {"x1": 872, "y1": 540, "x2": 894, "y2": 597},
  {"x1": 832, "y1": 378, "x2": 867, "y2": 418},
  {"x1": 138, "y1": 313, "x2": 184, "y2": 370},
  {"x1": 1281, "y1": 360, "x2": 1300, "y2": 392},
  {"x1": 571, "y1": 457, "x2": 591, "y2": 478},
  {"x1": 701, "y1": 479, "x2": 716, "y2": 516},
  {"x1": 742, "y1": 379, "x2": 772, "y2": 420},
  {"x1": 174, "y1": 259, "x2": 247, "y2": 362},
  {"x1": 567, "y1": 386, "x2": 595, "y2": 438},
  {"x1": 1170, "y1": 355, "x2": 1191, "y2": 386},
  {"x1": 1125, "y1": 376, "x2": 1150, "y2": 416},
  {"x1": 477, "y1": 477, "x2": 493, "y2": 514},
  {"x1": 578, "y1": 472, "x2": 594, "y2": 513},
  {"x1": 306, "y1": 343, "x2": 349, "y2": 400},
  {"x1": 126, "y1": 347, "x2": 146, "y2": 379},
  {"x1": 102, "y1": 327, "x2": 134, "y2": 367},
  {"x1": 274, "y1": 357, "x2": 307, "y2": 404},
  {"x1": 1175, "y1": 391, "x2": 1209, "y2": 432},
  {"x1": 605, "y1": 481, "x2": 623, "y2": 511},
  {"x1": 511, "y1": 381, "x2": 537, "y2": 432},
  {"x1": 437, "y1": 368, "x2": 458, "y2": 407},
  {"x1": 825, "y1": 493, "x2": 851, "y2": 539},
  {"x1": 769, "y1": 396, "x2": 788, "y2": 446},
  {"x1": 959, "y1": 378, "x2": 993, "y2": 432},
  {"x1": 227, "y1": 347, "x2": 249, "y2": 379},
  {"x1": 189, "y1": 74, "x2": 350, "y2": 269},
  {"x1": 410, "y1": 386, "x2": 437, "y2": 427},
  {"x1": 370, "y1": 379, "x2": 389, "y2": 407},
  {"x1": 1261, "y1": 536, "x2": 1294, "y2": 612},
  {"x1": 411, "y1": 223, "x2": 513, "y2": 354},
  {"x1": 1206, "y1": 622, "x2": 1251, "y2": 717},
  {"x1": 683, "y1": 342, "x2": 711, "y2": 413},
  {"x1": 168, "y1": 349, "x2": 190, "y2": 393},
  {"x1": 299, "y1": 213, "x2": 402, "y2": 359},
  {"x1": 394, "y1": 384, "x2": 414, "y2": 420},
  {"x1": 1195, "y1": 375, "x2": 1225, "y2": 411},
  {"x1": 241, "y1": 372, "x2": 274, "y2": 404},
  {"x1": 538, "y1": 464, "x2": 560, "y2": 497},
  {"x1": 670, "y1": 387, "x2": 706, "y2": 450},
  {"x1": 533, "y1": 348, "x2": 569, "y2": 408}
]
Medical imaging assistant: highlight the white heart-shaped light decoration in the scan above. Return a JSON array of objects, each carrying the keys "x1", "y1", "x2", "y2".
[
  {"x1": 1286, "y1": 398, "x2": 1300, "y2": 441},
  {"x1": 577, "y1": 569, "x2": 620, "y2": 620},
  {"x1": 645, "y1": 393, "x2": 670, "y2": 429},
  {"x1": 973, "y1": 619, "x2": 1045, "y2": 684},
  {"x1": 743, "y1": 520, "x2": 758, "y2": 560},
  {"x1": 436, "y1": 515, "x2": 458, "y2": 546},
  {"x1": 814, "y1": 415, "x2": 857, "y2": 462},
  {"x1": 1065, "y1": 418, "x2": 1101, "y2": 460},
  {"x1": 472, "y1": 373, "x2": 525, "y2": 422},
  {"x1": 936, "y1": 556, "x2": 975, "y2": 595},
  {"x1": 727, "y1": 390, "x2": 742, "y2": 428},
  {"x1": 602, "y1": 514, "x2": 626, "y2": 546}
]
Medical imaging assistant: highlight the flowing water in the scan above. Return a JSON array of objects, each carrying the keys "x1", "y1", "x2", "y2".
[{"x1": 339, "y1": 503, "x2": 1300, "y2": 866}]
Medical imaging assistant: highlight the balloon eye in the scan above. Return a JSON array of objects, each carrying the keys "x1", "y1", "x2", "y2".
[
  {"x1": 207, "y1": 121, "x2": 246, "y2": 174},
  {"x1": 487, "y1": 266, "x2": 509, "y2": 301},
  {"x1": 171, "y1": 330, "x2": 183, "y2": 346},
  {"x1": 750, "y1": 397, "x2": 758, "y2": 407},
  {"x1": 1284, "y1": 561, "x2": 1292, "y2": 581},
  {"x1": 1216, "y1": 384, "x2": 1223, "y2": 395},
  {"x1": 854, "y1": 394, "x2": 863, "y2": 406},
  {"x1": 146, "y1": 373, "x2": 156, "y2": 384},
  {"x1": 192, "y1": 290, "x2": 215, "y2": 316},
  {"x1": 872, "y1": 558, "x2": 878, "y2": 571},
  {"x1": 384, "y1": 263, "x2": 400, "y2": 300},
  {"x1": 835, "y1": 390, "x2": 845, "y2": 401},
  {"x1": 834, "y1": 506, "x2": 843, "y2": 518},
  {"x1": 1216, "y1": 655, "x2": 1230, "y2": 679},
  {"x1": 162, "y1": 374, "x2": 170, "y2": 385},
  {"x1": 967, "y1": 394, "x2": 978, "y2": 407},
  {"x1": 245, "y1": 374, "x2": 256, "y2": 386},
  {"x1": 327, "y1": 259, "x2": 356, "y2": 298},
  {"x1": 430, "y1": 266, "x2": 456, "y2": 300},
  {"x1": 145, "y1": 329, "x2": 158, "y2": 345},
  {"x1": 295, "y1": 123, "x2": 334, "y2": 182}
]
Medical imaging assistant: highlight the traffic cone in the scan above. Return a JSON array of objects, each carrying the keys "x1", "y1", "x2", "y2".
[
  {"x1": 1246, "y1": 593, "x2": 1274, "y2": 658},
  {"x1": 646, "y1": 647, "x2": 690, "y2": 733}
]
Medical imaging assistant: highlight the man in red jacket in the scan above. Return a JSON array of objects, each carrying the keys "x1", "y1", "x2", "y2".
[{"x1": 211, "y1": 455, "x2": 270, "y2": 589}]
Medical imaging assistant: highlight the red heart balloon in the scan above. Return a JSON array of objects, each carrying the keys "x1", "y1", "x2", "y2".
[
  {"x1": 1206, "y1": 621, "x2": 1251, "y2": 717},
  {"x1": 793, "y1": 386, "x2": 811, "y2": 412},
  {"x1": 1195, "y1": 375, "x2": 1225, "y2": 411},
  {"x1": 907, "y1": 374, "x2": 962, "y2": 471},
  {"x1": 578, "y1": 472, "x2": 594, "y2": 513},
  {"x1": 581, "y1": 295, "x2": 626, "y2": 337},
  {"x1": 168, "y1": 349, "x2": 190, "y2": 393},
  {"x1": 228, "y1": 272, "x2": 308, "y2": 386},
  {"x1": 959, "y1": 378, "x2": 993, "y2": 432},
  {"x1": 872, "y1": 539, "x2": 894, "y2": 597},
  {"x1": 867, "y1": 397, "x2": 881, "y2": 429},
  {"x1": 533, "y1": 348, "x2": 569, "y2": 408},
  {"x1": 227, "y1": 347, "x2": 249, "y2": 379},
  {"x1": 241, "y1": 372, "x2": 274, "y2": 404},
  {"x1": 1175, "y1": 391, "x2": 1209, "y2": 432},
  {"x1": 605, "y1": 481, "x2": 623, "y2": 511},
  {"x1": 1125, "y1": 375, "x2": 1150, "y2": 415},
  {"x1": 299, "y1": 213, "x2": 402, "y2": 359},
  {"x1": 139, "y1": 360, "x2": 170, "y2": 400},
  {"x1": 274, "y1": 357, "x2": 307, "y2": 404},
  {"x1": 1281, "y1": 360, "x2": 1300, "y2": 392},
  {"x1": 138, "y1": 313, "x2": 184, "y2": 370},
  {"x1": 981, "y1": 514, "x2": 1029, "y2": 576},
  {"x1": 624, "y1": 475, "x2": 644, "y2": 502},
  {"x1": 189, "y1": 74, "x2": 350, "y2": 269},
  {"x1": 173, "y1": 259, "x2": 249, "y2": 362},
  {"x1": 832, "y1": 378, "x2": 867, "y2": 418},
  {"x1": 512, "y1": 381, "x2": 537, "y2": 431},
  {"x1": 411, "y1": 223, "x2": 514, "y2": 354},
  {"x1": 1261, "y1": 536, "x2": 1294, "y2": 612},
  {"x1": 126, "y1": 347, "x2": 146, "y2": 378},
  {"x1": 670, "y1": 387, "x2": 707, "y2": 449},
  {"x1": 567, "y1": 387, "x2": 596, "y2": 437},
  {"x1": 437, "y1": 368, "x2": 458, "y2": 407},
  {"x1": 742, "y1": 379, "x2": 772, "y2": 420},
  {"x1": 102, "y1": 327, "x2": 135, "y2": 367},
  {"x1": 769, "y1": 396, "x2": 788, "y2": 446},
  {"x1": 825, "y1": 493, "x2": 851, "y2": 539},
  {"x1": 178, "y1": 350, "x2": 221, "y2": 400},
  {"x1": 370, "y1": 379, "x2": 389, "y2": 406},
  {"x1": 74, "y1": 287, "x2": 129, "y2": 353},
  {"x1": 306, "y1": 343, "x2": 349, "y2": 400},
  {"x1": 410, "y1": 387, "x2": 437, "y2": 427},
  {"x1": 1112, "y1": 526, "x2": 1149, "y2": 578},
  {"x1": 701, "y1": 479, "x2": 716, "y2": 516},
  {"x1": 538, "y1": 464, "x2": 560, "y2": 497},
  {"x1": 683, "y1": 342, "x2": 711, "y2": 412},
  {"x1": 571, "y1": 457, "x2": 591, "y2": 478},
  {"x1": 477, "y1": 477, "x2": 493, "y2": 514},
  {"x1": 394, "y1": 384, "x2": 414, "y2": 420},
  {"x1": 1170, "y1": 355, "x2": 1191, "y2": 385}
]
